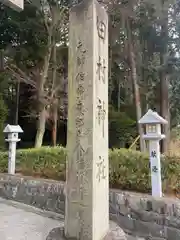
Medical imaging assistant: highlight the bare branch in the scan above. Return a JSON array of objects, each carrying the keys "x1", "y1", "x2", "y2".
[{"x1": 6, "y1": 64, "x2": 37, "y2": 89}]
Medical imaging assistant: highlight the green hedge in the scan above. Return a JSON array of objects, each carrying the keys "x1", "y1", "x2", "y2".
[{"x1": 0, "y1": 146, "x2": 180, "y2": 194}]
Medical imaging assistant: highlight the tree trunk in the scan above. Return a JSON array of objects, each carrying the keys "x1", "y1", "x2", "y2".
[
  {"x1": 160, "y1": 67, "x2": 170, "y2": 153},
  {"x1": 0, "y1": 50, "x2": 4, "y2": 71},
  {"x1": 109, "y1": 45, "x2": 113, "y2": 104},
  {"x1": 160, "y1": 0, "x2": 170, "y2": 153},
  {"x1": 52, "y1": 101, "x2": 58, "y2": 146},
  {"x1": 127, "y1": 20, "x2": 145, "y2": 152},
  {"x1": 51, "y1": 41, "x2": 58, "y2": 147},
  {"x1": 108, "y1": 21, "x2": 113, "y2": 104},
  {"x1": 34, "y1": 38, "x2": 52, "y2": 148},
  {"x1": 117, "y1": 80, "x2": 121, "y2": 111},
  {"x1": 35, "y1": 108, "x2": 46, "y2": 148},
  {"x1": 129, "y1": 48, "x2": 145, "y2": 152},
  {"x1": 15, "y1": 80, "x2": 20, "y2": 125}
]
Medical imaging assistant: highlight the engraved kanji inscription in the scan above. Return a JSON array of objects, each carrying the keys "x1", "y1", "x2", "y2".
[
  {"x1": 75, "y1": 79, "x2": 85, "y2": 138},
  {"x1": 73, "y1": 143, "x2": 90, "y2": 170},
  {"x1": 76, "y1": 99, "x2": 84, "y2": 112},
  {"x1": 76, "y1": 127, "x2": 91, "y2": 138},
  {"x1": 77, "y1": 150, "x2": 91, "y2": 201},
  {"x1": 75, "y1": 43, "x2": 87, "y2": 140},
  {"x1": 71, "y1": 144, "x2": 90, "y2": 202},
  {"x1": 77, "y1": 208, "x2": 84, "y2": 239},
  {"x1": 75, "y1": 99, "x2": 86, "y2": 137},
  {"x1": 77, "y1": 169, "x2": 91, "y2": 201},
  {"x1": 96, "y1": 156, "x2": 106, "y2": 182},
  {"x1": 77, "y1": 40, "x2": 83, "y2": 49},
  {"x1": 76, "y1": 114, "x2": 84, "y2": 129},
  {"x1": 77, "y1": 128, "x2": 83, "y2": 137},
  {"x1": 77, "y1": 208, "x2": 91, "y2": 239},
  {"x1": 152, "y1": 166, "x2": 158, "y2": 173},
  {"x1": 97, "y1": 99, "x2": 106, "y2": 138},
  {"x1": 97, "y1": 17, "x2": 106, "y2": 40},
  {"x1": 76, "y1": 72, "x2": 85, "y2": 83},
  {"x1": 77, "y1": 84, "x2": 85, "y2": 96},
  {"x1": 77, "y1": 56, "x2": 85, "y2": 66},
  {"x1": 97, "y1": 56, "x2": 106, "y2": 83},
  {"x1": 151, "y1": 151, "x2": 157, "y2": 158},
  {"x1": 74, "y1": 143, "x2": 86, "y2": 164},
  {"x1": 77, "y1": 40, "x2": 86, "y2": 67}
]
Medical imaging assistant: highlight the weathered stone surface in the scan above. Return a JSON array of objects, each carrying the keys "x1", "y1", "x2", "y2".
[
  {"x1": 65, "y1": 0, "x2": 109, "y2": 239},
  {"x1": 46, "y1": 221, "x2": 127, "y2": 240},
  {"x1": 46, "y1": 227, "x2": 65, "y2": 240},
  {"x1": 104, "y1": 221, "x2": 127, "y2": 240}
]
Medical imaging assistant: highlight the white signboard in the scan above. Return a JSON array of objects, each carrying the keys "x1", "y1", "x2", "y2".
[{"x1": 0, "y1": 0, "x2": 24, "y2": 11}]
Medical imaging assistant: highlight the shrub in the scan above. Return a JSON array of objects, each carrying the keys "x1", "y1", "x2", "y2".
[
  {"x1": 0, "y1": 146, "x2": 66, "y2": 180},
  {"x1": 0, "y1": 146, "x2": 180, "y2": 194},
  {"x1": 109, "y1": 148, "x2": 150, "y2": 192}
]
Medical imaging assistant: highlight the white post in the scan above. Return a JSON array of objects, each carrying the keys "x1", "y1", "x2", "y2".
[
  {"x1": 8, "y1": 141, "x2": 17, "y2": 175},
  {"x1": 149, "y1": 140, "x2": 162, "y2": 197}
]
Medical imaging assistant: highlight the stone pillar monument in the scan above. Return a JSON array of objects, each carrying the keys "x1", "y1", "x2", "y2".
[
  {"x1": 139, "y1": 109, "x2": 168, "y2": 198},
  {"x1": 46, "y1": 0, "x2": 127, "y2": 239},
  {"x1": 65, "y1": 0, "x2": 109, "y2": 239},
  {"x1": 56, "y1": 1, "x2": 127, "y2": 239}
]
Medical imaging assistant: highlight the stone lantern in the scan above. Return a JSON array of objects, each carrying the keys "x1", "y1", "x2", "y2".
[
  {"x1": 3, "y1": 124, "x2": 23, "y2": 175},
  {"x1": 139, "y1": 109, "x2": 167, "y2": 197}
]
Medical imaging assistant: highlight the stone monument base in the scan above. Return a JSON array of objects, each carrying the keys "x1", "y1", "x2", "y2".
[
  {"x1": 46, "y1": 221, "x2": 127, "y2": 240},
  {"x1": 104, "y1": 221, "x2": 127, "y2": 240}
]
